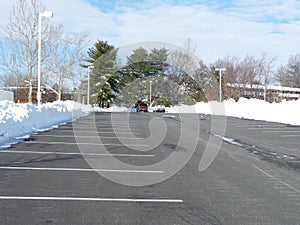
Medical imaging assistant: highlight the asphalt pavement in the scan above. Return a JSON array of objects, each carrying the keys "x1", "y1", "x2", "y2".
[{"x1": 0, "y1": 112, "x2": 299, "y2": 225}]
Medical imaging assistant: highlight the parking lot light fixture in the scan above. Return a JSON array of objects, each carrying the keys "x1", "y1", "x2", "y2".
[
  {"x1": 37, "y1": 11, "x2": 53, "y2": 107},
  {"x1": 215, "y1": 68, "x2": 226, "y2": 102},
  {"x1": 87, "y1": 65, "x2": 94, "y2": 105},
  {"x1": 149, "y1": 80, "x2": 152, "y2": 106}
]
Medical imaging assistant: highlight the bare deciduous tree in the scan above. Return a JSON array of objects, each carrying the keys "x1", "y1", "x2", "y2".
[
  {"x1": 0, "y1": 0, "x2": 52, "y2": 86},
  {"x1": 167, "y1": 46, "x2": 199, "y2": 103},
  {"x1": 213, "y1": 54, "x2": 275, "y2": 100},
  {"x1": 213, "y1": 55, "x2": 242, "y2": 99},
  {"x1": 0, "y1": 0, "x2": 88, "y2": 102},
  {"x1": 257, "y1": 53, "x2": 276, "y2": 100},
  {"x1": 45, "y1": 28, "x2": 88, "y2": 100},
  {"x1": 276, "y1": 53, "x2": 300, "y2": 88}
]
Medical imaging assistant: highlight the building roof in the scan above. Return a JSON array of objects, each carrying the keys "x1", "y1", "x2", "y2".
[{"x1": 227, "y1": 83, "x2": 300, "y2": 92}]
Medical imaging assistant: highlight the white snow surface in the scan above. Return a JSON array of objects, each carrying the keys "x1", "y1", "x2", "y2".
[
  {"x1": 0, "y1": 97, "x2": 300, "y2": 149},
  {"x1": 0, "y1": 100, "x2": 92, "y2": 149},
  {"x1": 167, "y1": 98, "x2": 300, "y2": 126},
  {"x1": 93, "y1": 105, "x2": 128, "y2": 112}
]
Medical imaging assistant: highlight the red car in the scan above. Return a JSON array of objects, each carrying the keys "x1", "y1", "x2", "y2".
[{"x1": 137, "y1": 103, "x2": 148, "y2": 112}]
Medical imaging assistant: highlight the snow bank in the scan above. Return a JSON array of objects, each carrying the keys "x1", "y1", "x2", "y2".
[
  {"x1": 0, "y1": 101, "x2": 92, "y2": 149},
  {"x1": 166, "y1": 98, "x2": 300, "y2": 125},
  {"x1": 93, "y1": 105, "x2": 129, "y2": 112},
  {"x1": 221, "y1": 98, "x2": 300, "y2": 125}
]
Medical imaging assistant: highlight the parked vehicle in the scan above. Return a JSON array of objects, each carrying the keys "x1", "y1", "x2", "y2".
[
  {"x1": 155, "y1": 104, "x2": 166, "y2": 113},
  {"x1": 149, "y1": 104, "x2": 165, "y2": 113},
  {"x1": 137, "y1": 103, "x2": 148, "y2": 112}
]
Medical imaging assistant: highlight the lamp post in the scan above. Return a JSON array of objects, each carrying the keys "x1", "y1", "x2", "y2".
[
  {"x1": 87, "y1": 65, "x2": 94, "y2": 105},
  {"x1": 215, "y1": 68, "x2": 226, "y2": 102},
  {"x1": 37, "y1": 11, "x2": 53, "y2": 107},
  {"x1": 149, "y1": 80, "x2": 152, "y2": 106}
]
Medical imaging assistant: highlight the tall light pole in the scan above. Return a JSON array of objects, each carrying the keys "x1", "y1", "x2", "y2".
[
  {"x1": 215, "y1": 68, "x2": 226, "y2": 102},
  {"x1": 87, "y1": 65, "x2": 94, "y2": 105},
  {"x1": 149, "y1": 80, "x2": 152, "y2": 106},
  {"x1": 37, "y1": 11, "x2": 53, "y2": 107}
]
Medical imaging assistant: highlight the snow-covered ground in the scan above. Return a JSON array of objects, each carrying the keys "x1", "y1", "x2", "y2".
[
  {"x1": 93, "y1": 105, "x2": 128, "y2": 112},
  {"x1": 0, "y1": 98, "x2": 300, "y2": 149},
  {"x1": 167, "y1": 98, "x2": 300, "y2": 126},
  {"x1": 0, "y1": 100, "x2": 92, "y2": 149}
]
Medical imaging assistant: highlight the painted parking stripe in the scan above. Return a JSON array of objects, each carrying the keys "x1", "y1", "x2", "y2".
[
  {"x1": 281, "y1": 134, "x2": 300, "y2": 137},
  {"x1": 76, "y1": 121, "x2": 133, "y2": 124},
  {"x1": 56, "y1": 128, "x2": 141, "y2": 132},
  {"x1": 248, "y1": 127, "x2": 297, "y2": 130},
  {"x1": 23, "y1": 141, "x2": 149, "y2": 147},
  {"x1": 0, "y1": 150, "x2": 154, "y2": 157},
  {"x1": 0, "y1": 196, "x2": 183, "y2": 203},
  {"x1": 236, "y1": 124, "x2": 286, "y2": 128},
  {"x1": 253, "y1": 165, "x2": 300, "y2": 194},
  {"x1": 33, "y1": 135, "x2": 143, "y2": 140},
  {"x1": 74, "y1": 127, "x2": 140, "y2": 131},
  {"x1": 162, "y1": 115, "x2": 176, "y2": 118},
  {"x1": 263, "y1": 130, "x2": 300, "y2": 133},
  {"x1": 52, "y1": 130, "x2": 142, "y2": 135},
  {"x1": 70, "y1": 125, "x2": 138, "y2": 128},
  {"x1": 0, "y1": 166, "x2": 164, "y2": 174}
]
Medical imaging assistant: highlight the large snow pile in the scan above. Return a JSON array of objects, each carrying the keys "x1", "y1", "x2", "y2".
[
  {"x1": 167, "y1": 98, "x2": 300, "y2": 125},
  {"x1": 219, "y1": 98, "x2": 300, "y2": 125},
  {"x1": 0, "y1": 101, "x2": 92, "y2": 149}
]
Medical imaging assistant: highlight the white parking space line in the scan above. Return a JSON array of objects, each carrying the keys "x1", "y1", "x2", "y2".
[
  {"x1": 263, "y1": 130, "x2": 300, "y2": 133},
  {"x1": 51, "y1": 130, "x2": 142, "y2": 135},
  {"x1": 72, "y1": 125, "x2": 138, "y2": 128},
  {"x1": 71, "y1": 121, "x2": 137, "y2": 127},
  {"x1": 74, "y1": 127, "x2": 140, "y2": 131},
  {"x1": 235, "y1": 124, "x2": 286, "y2": 128},
  {"x1": 76, "y1": 121, "x2": 133, "y2": 125},
  {"x1": 162, "y1": 115, "x2": 176, "y2": 118},
  {"x1": 248, "y1": 127, "x2": 296, "y2": 130},
  {"x1": 34, "y1": 134, "x2": 143, "y2": 140},
  {"x1": 0, "y1": 196, "x2": 183, "y2": 203},
  {"x1": 281, "y1": 134, "x2": 300, "y2": 137},
  {"x1": 253, "y1": 165, "x2": 300, "y2": 194},
  {"x1": 0, "y1": 150, "x2": 154, "y2": 157},
  {"x1": 22, "y1": 141, "x2": 149, "y2": 147},
  {"x1": 0, "y1": 166, "x2": 164, "y2": 174}
]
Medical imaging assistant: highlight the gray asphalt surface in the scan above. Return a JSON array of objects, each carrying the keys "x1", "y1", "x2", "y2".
[{"x1": 0, "y1": 112, "x2": 300, "y2": 225}]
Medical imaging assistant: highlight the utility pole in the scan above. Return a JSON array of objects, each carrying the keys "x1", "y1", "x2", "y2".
[
  {"x1": 37, "y1": 11, "x2": 53, "y2": 107},
  {"x1": 149, "y1": 80, "x2": 152, "y2": 106},
  {"x1": 87, "y1": 65, "x2": 94, "y2": 105},
  {"x1": 215, "y1": 68, "x2": 226, "y2": 102}
]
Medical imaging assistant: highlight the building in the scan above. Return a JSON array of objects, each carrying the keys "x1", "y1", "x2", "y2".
[
  {"x1": 0, "y1": 90, "x2": 14, "y2": 101},
  {"x1": 227, "y1": 83, "x2": 300, "y2": 102}
]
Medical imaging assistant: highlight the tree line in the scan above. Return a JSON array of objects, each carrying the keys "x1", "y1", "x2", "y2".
[{"x1": 82, "y1": 40, "x2": 210, "y2": 107}]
